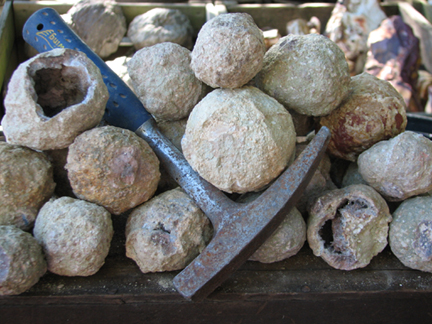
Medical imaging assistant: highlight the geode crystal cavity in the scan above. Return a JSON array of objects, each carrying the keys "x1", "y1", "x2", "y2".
[
  {"x1": 389, "y1": 196, "x2": 432, "y2": 273},
  {"x1": 181, "y1": 86, "x2": 296, "y2": 194},
  {"x1": 128, "y1": 42, "x2": 204, "y2": 121},
  {"x1": 191, "y1": 13, "x2": 266, "y2": 89},
  {"x1": 358, "y1": 131, "x2": 432, "y2": 201},
  {"x1": 0, "y1": 225, "x2": 47, "y2": 295},
  {"x1": 33, "y1": 197, "x2": 113, "y2": 276},
  {"x1": 127, "y1": 8, "x2": 194, "y2": 50},
  {"x1": 307, "y1": 184, "x2": 391, "y2": 270},
  {"x1": 255, "y1": 33, "x2": 350, "y2": 117},
  {"x1": 125, "y1": 188, "x2": 213, "y2": 273},
  {"x1": 66, "y1": 126, "x2": 160, "y2": 214},
  {"x1": 2, "y1": 48, "x2": 109, "y2": 151},
  {"x1": 0, "y1": 142, "x2": 55, "y2": 231}
]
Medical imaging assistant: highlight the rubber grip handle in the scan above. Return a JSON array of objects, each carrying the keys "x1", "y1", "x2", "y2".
[{"x1": 22, "y1": 7, "x2": 152, "y2": 132}]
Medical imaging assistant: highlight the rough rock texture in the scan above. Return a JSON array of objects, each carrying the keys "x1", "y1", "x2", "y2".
[
  {"x1": 63, "y1": 0, "x2": 127, "y2": 59},
  {"x1": 255, "y1": 34, "x2": 350, "y2": 116},
  {"x1": 341, "y1": 0, "x2": 387, "y2": 33},
  {"x1": 66, "y1": 126, "x2": 160, "y2": 214},
  {"x1": 341, "y1": 162, "x2": 368, "y2": 187},
  {"x1": 249, "y1": 206, "x2": 306, "y2": 263},
  {"x1": 181, "y1": 86, "x2": 296, "y2": 194},
  {"x1": 0, "y1": 142, "x2": 55, "y2": 230},
  {"x1": 128, "y1": 42, "x2": 204, "y2": 121},
  {"x1": 191, "y1": 13, "x2": 266, "y2": 89},
  {"x1": 358, "y1": 131, "x2": 432, "y2": 201},
  {"x1": 307, "y1": 184, "x2": 391, "y2": 270},
  {"x1": 127, "y1": 8, "x2": 193, "y2": 50},
  {"x1": 33, "y1": 197, "x2": 113, "y2": 276},
  {"x1": 125, "y1": 188, "x2": 213, "y2": 273},
  {"x1": 389, "y1": 196, "x2": 432, "y2": 273},
  {"x1": 320, "y1": 72, "x2": 407, "y2": 161},
  {"x1": 0, "y1": 226, "x2": 46, "y2": 295},
  {"x1": 2, "y1": 49, "x2": 109, "y2": 151},
  {"x1": 105, "y1": 56, "x2": 134, "y2": 91}
]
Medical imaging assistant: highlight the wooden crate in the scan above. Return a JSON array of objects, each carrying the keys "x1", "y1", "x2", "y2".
[{"x1": 1, "y1": 1, "x2": 432, "y2": 323}]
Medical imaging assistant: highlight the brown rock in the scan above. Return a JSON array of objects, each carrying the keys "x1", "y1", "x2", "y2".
[
  {"x1": 191, "y1": 13, "x2": 266, "y2": 89},
  {"x1": 2, "y1": 49, "x2": 109, "y2": 151},
  {"x1": 0, "y1": 225, "x2": 46, "y2": 295},
  {"x1": 320, "y1": 72, "x2": 407, "y2": 161},
  {"x1": 66, "y1": 126, "x2": 160, "y2": 214},
  {"x1": 0, "y1": 142, "x2": 55, "y2": 230},
  {"x1": 307, "y1": 184, "x2": 391, "y2": 270},
  {"x1": 33, "y1": 197, "x2": 113, "y2": 276}
]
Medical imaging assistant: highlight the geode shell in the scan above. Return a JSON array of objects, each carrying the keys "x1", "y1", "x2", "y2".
[
  {"x1": 320, "y1": 72, "x2": 407, "y2": 162},
  {"x1": 191, "y1": 13, "x2": 266, "y2": 89},
  {"x1": 66, "y1": 126, "x2": 160, "y2": 214},
  {"x1": 125, "y1": 188, "x2": 213, "y2": 273},
  {"x1": 181, "y1": 86, "x2": 296, "y2": 194},
  {"x1": 0, "y1": 142, "x2": 55, "y2": 230},
  {"x1": 255, "y1": 33, "x2": 350, "y2": 117},
  {"x1": 128, "y1": 42, "x2": 204, "y2": 121},
  {"x1": 0, "y1": 225, "x2": 47, "y2": 295},
  {"x1": 2, "y1": 48, "x2": 109, "y2": 151},
  {"x1": 33, "y1": 197, "x2": 113, "y2": 276},
  {"x1": 127, "y1": 8, "x2": 194, "y2": 50},
  {"x1": 389, "y1": 196, "x2": 432, "y2": 272},
  {"x1": 307, "y1": 184, "x2": 391, "y2": 270},
  {"x1": 358, "y1": 131, "x2": 432, "y2": 201}
]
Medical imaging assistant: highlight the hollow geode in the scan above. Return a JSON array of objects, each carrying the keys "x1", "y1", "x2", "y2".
[{"x1": 2, "y1": 48, "x2": 109, "y2": 151}]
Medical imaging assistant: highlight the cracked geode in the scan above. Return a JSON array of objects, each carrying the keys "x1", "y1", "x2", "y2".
[{"x1": 125, "y1": 188, "x2": 213, "y2": 273}]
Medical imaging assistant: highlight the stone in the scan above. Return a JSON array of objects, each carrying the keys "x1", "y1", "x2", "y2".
[
  {"x1": 125, "y1": 188, "x2": 213, "y2": 273},
  {"x1": 33, "y1": 197, "x2": 113, "y2": 276},
  {"x1": 255, "y1": 34, "x2": 351, "y2": 117},
  {"x1": 191, "y1": 13, "x2": 266, "y2": 89},
  {"x1": 66, "y1": 126, "x2": 160, "y2": 214},
  {"x1": 0, "y1": 142, "x2": 55, "y2": 231},
  {"x1": 0, "y1": 225, "x2": 46, "y2": 295},
  {"x1": 181, "y1": 86, "x2": 296, "y2": 194},
  {"x1": 2, "y1": 49, "x2": 109, "y2": 151}
]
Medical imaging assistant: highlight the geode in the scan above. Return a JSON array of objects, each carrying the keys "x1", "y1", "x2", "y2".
[
  {"x1": 307, "y1": 184, "x2": 391, "y2": 270},
  {"x1": 33, "y1": 197, "x2": 113, "y2": 276},
  {"x1": 358, "y1": 131, "x2": 432, "y2": 201},
  {"x1": 125, "y1": 188, "x2": 213, "y2": 273},
  {"x1": 63, "y1": 0, "x2": 127, "y2": 59},
  {"x1": 128, "y1": 42, "x2": 204, "y2": 121},
  {"x1": 66, "y1": 126, "x2": 160, "y2": 214},
  {"x1": 0, "y1": 225, "x2": 47, "y2": 295},
  {"x1": 389, "y1": 196, "x2": 432, "y2": 273},
  {"x1": 191, "y1": 13, "x2": 266, "y2": 89},
  {"x1": 320, "y1": 72, "x2": 407, "y2": 161},
  {"x1": 181, "y1": 86, "x2": 296, "y2": 194},
  {"x1": 0, "y1": 142, "x2": 55, "y2": 230},
  {"x1": 127, "y1": 8, "x2": 194, "y2": 50},
  {"x1": 255, "y1": 33, "x2": 350, "y2": 117},
  {"x1": 2, "y1": 48, "x2": 109, "y2": 151}
]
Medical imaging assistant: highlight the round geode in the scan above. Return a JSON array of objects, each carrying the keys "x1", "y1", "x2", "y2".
[
  {"x1": 33, "y1": 197, "x2": 113, "y2": 276},
  {"x1": 128, "y1": 42, "x2": 204, "y2": 121},
  {"x1": 249, "y1": 207, "x2": 306, "y2": 263},
  {"x1": 2, "y1": 48, "x2": 109, "y2": 151},
  {"x1": 0, "y1": 142, "x2": 55, "y2": 231},
  {"x1": 63, "y1": 0, "x2": 127, "y2": 59},
  {"x1": 127, "y1": 8, "x2": 194, "y2": 50},
  {"x1": 255, "y1": 34, "x2": 350, "y2": 116},
  {"x1": 389, "y1": 196, "x2": 432, "y2": 272},
  {"x1": 0, "y1": 225, "x2": 47, "y2": 295},
  {"x1": 307, "y1": 184, "x2": 392, "y2": 270},
  {"x1": 191, "y1": 13, "x2": 266, "y2": 89},
  {"x1": 181, "y1": 86, "x2": 296, "y2": 194},
  {"x1": 66, "y1": 126, "x2": 160, "y2": 215},
  {"x1": 125, "y1": 188, "x2": 213, "y2": 273},
  {"x1": 320, "y1": 73, "x2": 407, "y2": 161},
  {"x1": 358, "y1": 131, "x2": 432, "y2": 201}
]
